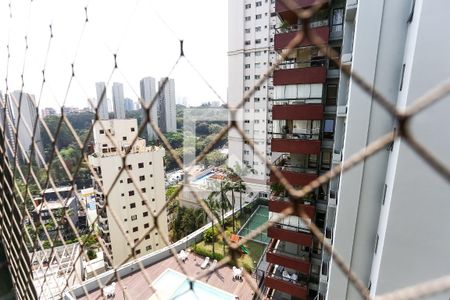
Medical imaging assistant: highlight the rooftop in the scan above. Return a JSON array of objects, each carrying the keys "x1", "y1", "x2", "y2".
[{"x1": 78, "y1": 253, "x2": 256, "y2": 300}]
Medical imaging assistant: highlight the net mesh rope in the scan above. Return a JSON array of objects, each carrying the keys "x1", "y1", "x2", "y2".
[{"x1": 0, "y1": 0, "x2": 449, "y2": 299}]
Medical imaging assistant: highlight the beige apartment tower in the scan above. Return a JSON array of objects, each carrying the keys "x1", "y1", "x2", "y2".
[{"x1": 89, "y1": 119, "x2": 168, "y2": 268}]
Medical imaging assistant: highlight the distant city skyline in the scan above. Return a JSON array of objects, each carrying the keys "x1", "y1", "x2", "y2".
[{"x1": 0, "y1": 0, "x2": 227, "y2": 111}]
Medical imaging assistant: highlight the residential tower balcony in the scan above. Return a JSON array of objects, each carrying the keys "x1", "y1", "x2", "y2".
[
  {"x1": 268, "y1": 196, "x2": 316, "y2": 218},
  {"x1": 266, "y1": 240, "x2": 311, "y2": 274},
  {"x1": 272, "y1": 103, "x2": 324, "y2": 120},
  {"x1": 268, "y1": 224, "x2": 312, "y2": 247},
  {"x1": 271, "y1": 134, "x2": 321, "y2": 154},
  {"x1": 273, "y1": 65, "x2": 327, "y2": 85},
  {"x1": 274, "y1": 25, "x2": 330, "y2": 50},
  {"x1": 265, "y1": 263, "x2": 309, "y2": 299}
]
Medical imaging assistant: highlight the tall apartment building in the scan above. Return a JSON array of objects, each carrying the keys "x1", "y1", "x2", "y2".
[
  {"x1": 140, "y1": 76, "x2": 158, "y2": 140},
  {"x1": 112, "y1": 82, "x2": 126, "y2": 119},
  {"x1": 8, "y1": 91, "x2": 44, "y2": 166},
  {"x1": 228, "y1": 0, "x2": 275, "y2": 194},
  {"x1": 95, "y1": 82, "x2": 109, "y2": 120},
  {"x1": 88, "y1": 119, "x2": 168, "y2": 268},
  {"x1": 124, "y1": 98, "x2": 134, "y2": 112},
  {"x1": 262, "y1": 1, "x2": 345, "y2": 299},
  {"x1": 158, "y1": 77, "x2": 177, "y2": 133}
]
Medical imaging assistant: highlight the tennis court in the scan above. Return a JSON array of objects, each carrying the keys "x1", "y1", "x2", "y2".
[{"x1": 238, "y1": 205, "x2": 270, "y2": 244}]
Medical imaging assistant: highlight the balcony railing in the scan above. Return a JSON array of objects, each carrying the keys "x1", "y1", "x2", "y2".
[
  {"x1": 271, "y1": 137, "x2": 321, "y2": 155},
  {"x1": 271, "y1": 98, "x2": 322, "y2": 105},
  {"x1": 272, "y1": 103, "x2": 324, "y2": 120},
  {"x1": 266, "y1": 240, "x2": 311, "y2": 274},
  {"x1": 278, "y1": 58, "x2": 327, "y2": 70},
  {"x1": 268, "y1": 224, "x2": 312, "y2": 246},
  {"x1": 265, "y1": 263, "x2": 309, "y2": 299},
  {"x1": 270, "y1": 132, "x2": 320, "y2": 141},
  {"x1": 275, "y1": 20, "x2": 329, "y2": 34}
]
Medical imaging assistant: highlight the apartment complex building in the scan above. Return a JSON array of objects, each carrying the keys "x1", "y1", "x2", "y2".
[
  {"x1": 89, "y1": 119, "x2": 168, "y2": 268},
  {"x1": 158, "y1": 77, "x2": 177, "y2": 133},
  {"x1": 112, "y1": 82, "x2": 126, "y2": 119},
  {"x1": 140, "y1": 76, "x2": 158, "y2": 140},
  {"x1": 228, "y1": 0, "x2": 450, "y2": 299},
  {"x1": 95, "y1": 82, "x2": 109, "y2": 120},
  {"x1": 228, "y1": 0, "x2": 276, "y2": 194}
]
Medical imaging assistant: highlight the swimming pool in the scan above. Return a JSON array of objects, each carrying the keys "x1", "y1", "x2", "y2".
[
  {"x1": 238, "y1": 205, "x2": 270, "y2": 244},
  {"x1": 191, "y1": 171, "x2": 214, "y2": 185},
  {"x1": 150, "y1": 268, "x2": 236, "y2": 300}
]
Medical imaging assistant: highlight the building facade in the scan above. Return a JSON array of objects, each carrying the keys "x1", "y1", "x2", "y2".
[
  {"x1": 112, "y1": 82, "x2": 126, "y2": 119},
  {"x1": 95, "y1": 82, "x2": 109, "y2": 120},
  {"x1": 8, "y1": 91, "x2": 44, "y2": 166},
  {"x1": 227, "y1": 0, "x2": 275, "y2": 194},
  {"x1": 263, "y1": 1, "x2": 345, "y2": 299},
  {"x1": 158, "y1": 77, "x2": 177, "y2": 133},
  {"x1": 140, "y1": 76, "x2": 158, "y2": 140},
  {"x1": 89, "y1": 119, "x2": 168, "y2": 268}
]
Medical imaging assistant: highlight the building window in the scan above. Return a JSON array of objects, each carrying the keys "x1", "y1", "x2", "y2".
[
  {"x1": 135, "y1": 249, "x2": 141, "y2": 255},
  {"x1": 254, "y1": 97, "x2": 260, "y2": 102},
  {"x1": 244, "y1": 64, "x2": 250, "y2": 69},
  {"x1": 245, "y1": 28, "x2": 250, "y2": 34},
  {"x1": 127, "y1": 178, "x2": 132, "y2": 184},
  {"x1": 245, "y1": 3, "x2": 251, "y2": 9},
  {"x1": 322, "y1": 262, "x2": 328, "y2": 276},
  {"x1": 152, "y1": 198, "x2": 155, "y2": 202},
  {"x1": 244, "y1": 52, "x2": 251, "y2": 57},
  {"x1": 245, "y1": 40, "x2": 251, "y2": 46},
  {"x1": 255, "y1": 75, "x2": 260, "y2": 79},
  {"x1": 255, "y1": 39, "x2": 261, "y2": 44},
  {"x1": 151, "y1": 187, "x2": 154, "y2": 190},
  {"x1": 244, "y1": 87, "x2": 250, "y2": 91},
  {"x1": 255, "y1": 14, "x2": 262, "y2": 19},
  {"x1": 146, "y1": 245, "x2": 152, "y2": 251},
  {"x1": 129, "y1": 191, "x2": 135, "y2": 196},
  {"x1": 255, "y1": 51, "x2": 261, "y2": 57},
  {"x1": 130, "y1": 203, "x2": 136, "y2": 208},
  {"x1": 148, "y1": 161, "x2": 152, "y2": 165},
  {"x1": 141, "y1": 188, "x2": 146, "y2": 193},
  {"x1": 331, "y1": 8, "x2": 344, "y2": 33},
  {"x1": 323, "y1": 119, "x2": 335, "y2": 139},
  {"x1": 144, "y1": 223, "x2": 149, "y2": 228},
  {"x1": 131, "y1": 215, "x2": 137, "y2": 221},
  {"x1": 255, "y1": 26, "x2": 261, "y2": 32},
  {"x1": 145, "y1": 234, "x2": 150, "y2": 240},
  {"x1": 139, "y1": 175, "x2": 145, "y2": 181},
  {"x1": 133, "y1": 227, "x2": 138, "y2": 232},
  {"x1": 255, "y1": 63, "x2": 261, "y2": 68},
  {"x1": 143, "y1": 211, "x2": 149, "y2": 217},
  {"x1": 119, "y1": 179, "x2": 123, "y2": 183},
  {"x1": 326, "y1": 84, "x2": 338, "y2": 105},
  {"x1": 138, "y1": 162, "x2": 144, "y2": 168},
  {"x1": 244, "y1": 75, "x2": 250, "y2": 80},
  {"x1": 124, "y1": 218, "x2": 127, "y2": 222},
  {"x1": 256, "y1": 1, "x2": 262, "y2": 6},
  {"x1": 99, "y1": 129, "x2": 104, "y2": 134},
  {"x1": 127, "y1": 164, "x2": 132, "y2": 170},
  {"x1": 121, "y1": 193, "x2": 124, "y2": 197},
  {"x1": 321, "y1": 151, "x2": 332, "y2": 170},
  {"x1": 245, "y1": 16, "x2": 251, "y2": 21},
  {"x1": 142, "y1": 200, "x2": 146, "y2": 205},
  {"x1": 131, "y1": 127, "x2": 135, "y2": 132}
]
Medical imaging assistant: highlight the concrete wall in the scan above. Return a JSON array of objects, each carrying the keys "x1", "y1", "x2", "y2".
[
  {"x1": 369, "y1": 1, "x2": 450, "y2": 298},
  {"x1": 327, "y1": 0, "x2": 411, "y2": 299}
]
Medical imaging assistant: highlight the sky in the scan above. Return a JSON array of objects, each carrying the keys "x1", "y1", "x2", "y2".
[{"x1": 0, "y1": 0, "x2": 228, "y2": 109}]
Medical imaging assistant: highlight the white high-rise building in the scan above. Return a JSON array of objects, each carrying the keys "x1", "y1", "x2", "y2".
[
  {"x1": 112, "y1": 82, "x2": 125, "y2": 119},
  {"x1": 227, "y1": 0, "x2": 275, "y2": 193},
  {"x1": 8, "y1": 91, "x2": 44, "y2": 165},
  {"x1": 140, "y1": 77, "x2": 158, "y2": 140},
  {"x1": 158, "y1": 78, "x2": 176, "y2": 133},
  {"x1": 89, "y1": 119, "x2": 168, "y2": 268},
  {"x1": 95, "y1": 82, "x2": 109, "y2": 120}
]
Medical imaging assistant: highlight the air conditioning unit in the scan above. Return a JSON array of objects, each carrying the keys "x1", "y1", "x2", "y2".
[
  {"x1": 332, "y1": 150, "x2": 342, "y2": 163},
  {"x1": 337, "y1": 105, "x2": 348, "y2": 117},
  {"x1": 329, "y1": 190, "x2": 337, "y2": 206}
]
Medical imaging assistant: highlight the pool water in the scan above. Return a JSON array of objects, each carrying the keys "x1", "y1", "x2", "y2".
[
  {"x1": 150, "y1": 268, "x2": 236, "y2": 300},
  {"x1": 191, "y1": 171, "x2": 214, "y2": 185},
  {"x1": 238, "y1": 205, "x2": 270, "y2": 244}
]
